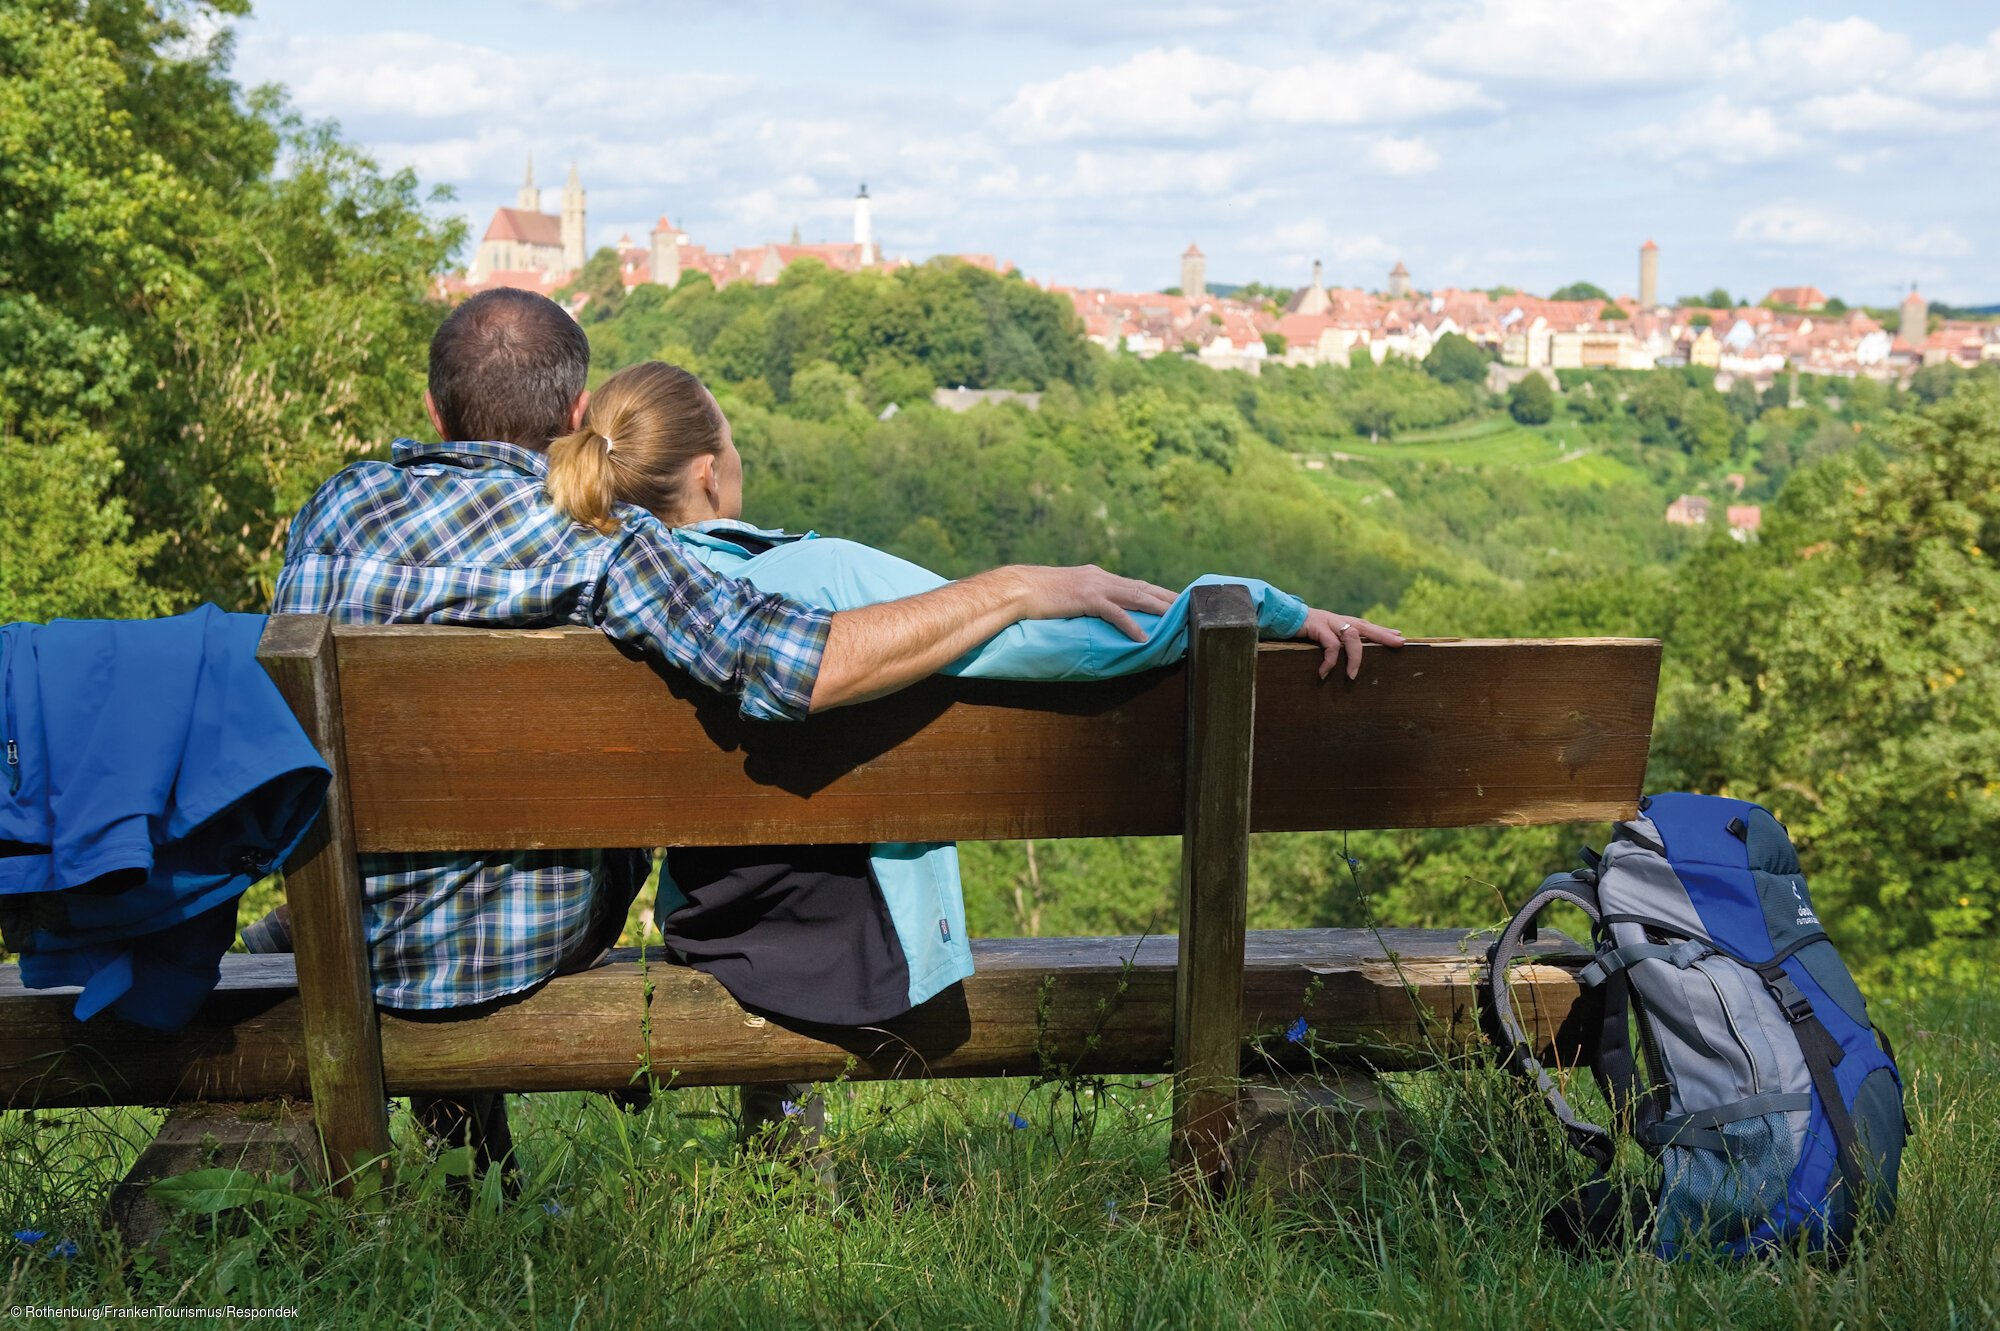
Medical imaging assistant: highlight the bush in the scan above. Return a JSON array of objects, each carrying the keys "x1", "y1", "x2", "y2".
[{"x1": 1506, "y1": 374, "x2": 1555, "y2": 425}]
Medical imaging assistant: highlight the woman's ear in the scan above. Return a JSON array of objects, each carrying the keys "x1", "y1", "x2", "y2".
[{"x1": 699, "y1": 454, "x2": 722, "y2": 511}]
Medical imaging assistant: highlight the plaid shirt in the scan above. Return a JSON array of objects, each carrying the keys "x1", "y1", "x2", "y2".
[{"x1": 272, "y1": 438, "x2": 832, "y2": 1009}]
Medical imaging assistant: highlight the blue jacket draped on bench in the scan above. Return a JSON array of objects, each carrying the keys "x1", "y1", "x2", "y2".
[{"x1": 0, "y1": 606, "x2": 329, "y2": 1028}]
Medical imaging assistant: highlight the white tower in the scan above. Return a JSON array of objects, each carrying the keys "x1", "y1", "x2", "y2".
[
  {"x1": 561, "y1": 161, "x2": 587, "y2": 274},
  {"x1": 517, "y1": 155, "x2": 540, "y2": 212},
  {"x1": 1639, "y1": 239, "x2": 1660, "y2": 311},
  {"x1": 854, "y1": 183, "x2": 875, "y2": 265}
]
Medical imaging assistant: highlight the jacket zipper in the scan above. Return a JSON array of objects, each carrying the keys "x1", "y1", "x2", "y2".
[{"x1": 1, "y1": 631, "x2": 18, "y2": 795}]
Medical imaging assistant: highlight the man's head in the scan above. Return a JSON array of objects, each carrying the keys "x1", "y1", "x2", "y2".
[{"x1": 425, "y1": 289, "x2": 591, "y2": 448}]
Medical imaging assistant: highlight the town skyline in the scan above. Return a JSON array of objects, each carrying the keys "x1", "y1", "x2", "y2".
[{"x1": 229, "y1": 1, "x2": 1999, "y2": 306}]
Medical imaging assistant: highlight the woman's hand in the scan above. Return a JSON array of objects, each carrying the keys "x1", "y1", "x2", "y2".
[{"x1": 1298, "y1": 608, "x2": 1404, "y2": 680}]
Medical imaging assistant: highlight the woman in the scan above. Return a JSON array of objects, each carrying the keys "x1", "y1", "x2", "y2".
[{"x1": 544, "y1": 360, "x2": 1400, "y2": 1024}]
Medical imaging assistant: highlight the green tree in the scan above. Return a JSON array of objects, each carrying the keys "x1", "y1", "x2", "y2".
[
  {"x1": 1424, "y1": 332, "x2": 1489, "y2": 385},
  {"x1": 1704, "y1": 287, "x2": 1733, "y2": 309},
  {"x1": 0, "y1": 0, "x2": 458, "y2": 618},
  {"x1": 1599, "y1": 303, "x2": 1628, "y2": 321},
  {"x1": 1653, "y1": 380, "x2": 2000, "y2": 968},
  {"x1": 1506, "y1": 373, "x2": 1555, "y2": 424},
  {"x1": 1549, "y1": 281, "x2": 1610, "y2": 302}
]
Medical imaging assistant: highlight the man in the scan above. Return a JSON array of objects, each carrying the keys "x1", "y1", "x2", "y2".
[{"x1": 258, "y1": 288, "x2": 1185, "y2": 1170}]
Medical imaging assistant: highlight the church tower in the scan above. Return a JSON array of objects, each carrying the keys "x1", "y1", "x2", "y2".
[
  {"x1": 561, "y1": 162, "x2": 587, "y2": 274},
  {"x1": 517, "y1": 156, "x2": 540, "y2": 212},
  {"x1": 1387, "y1": 260, "x2": 1411, "y2": 299},
  {"x1": 1900, "y1": 285, "x2": 1928, "y2": 341},
  {"x1": 1639, "y1": 239, "x2": 1659, "y2": 310},
  {"x1": 1181, "y1": 243, "x2": 1206, "y2": 300},
  {"x1": 649, "y1": 215, "x2": 682, "y2": 290},
  {"x1": 854, "y1": 184, "x2": 875, "y2": 265}
]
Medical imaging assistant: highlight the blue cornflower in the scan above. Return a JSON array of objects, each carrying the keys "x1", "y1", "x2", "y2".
[
  {"x1": 14, "y1": 1230, "x2": 45, "y2": 1244},
  {"x1": 52, "y1": 1238, "x2": 79, "y2": 1260},
  {"x1": 1345, "y1": 856, "x2": 1362, "y2": 870},
  {"x1": 1007, "y1": 1112, "x2": 1031, "y2": 1130},
  {"x1": 541, "y1": 1201, "x2": 565, "y2": 1218},
  {"x1": 1285, "y1": 1017, "x2": 1310, "y2": 1045},
  {"x1": 780, "y1": 1099, "x2": 802, "y2": 1118}
]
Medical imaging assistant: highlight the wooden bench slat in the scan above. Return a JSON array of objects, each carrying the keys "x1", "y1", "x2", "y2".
[
  {"x1": 318, "y1": 626, "x2": 1659, "y2": 852},
  {"x1": 0, "y1": 929, "x2": 1590, "y2": 1107}
]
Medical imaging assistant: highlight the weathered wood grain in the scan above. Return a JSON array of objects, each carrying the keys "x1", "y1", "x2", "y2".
[
  {"x1": 0, "y1": 930, "x2": 1593, "y2": 1106},
  {"x1": 324, "y1": 627, "x2": 1659, "y2": 852},
  {"x1": 1172, "y1": 586, "x2": 1258, "y2": 1189},
  {"x1": 257, "y1": 616, "x2": 391, "y2": 1194}
]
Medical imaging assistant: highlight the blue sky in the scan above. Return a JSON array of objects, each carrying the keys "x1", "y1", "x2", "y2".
[{"x1": 230, "y1": 1, "x2": 2000, "y2": 304}]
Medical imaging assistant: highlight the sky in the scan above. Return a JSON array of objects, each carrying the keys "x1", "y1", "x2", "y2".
[{"x1": 228, "y1": 0, "x2": 2000, "y2": 305}]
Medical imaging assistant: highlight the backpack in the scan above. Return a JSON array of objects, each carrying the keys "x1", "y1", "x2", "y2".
[{"x1": 1486, "y1": 792, "x2": 1908, "y2": 1258}]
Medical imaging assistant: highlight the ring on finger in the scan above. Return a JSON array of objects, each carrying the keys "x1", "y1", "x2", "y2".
[{"x1": 1337, "y1": 622, "x2": 1353, "y2": 633}]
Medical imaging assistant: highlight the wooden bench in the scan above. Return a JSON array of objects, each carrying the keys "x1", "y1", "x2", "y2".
[{"x1": 0, "y1": 587, "x2": 1660, "y2": 1196}]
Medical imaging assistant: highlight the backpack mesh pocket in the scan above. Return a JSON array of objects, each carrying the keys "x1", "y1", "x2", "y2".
[{"x1": 1658, "y1": 1109, "x2": 1800, "y2": 1249}]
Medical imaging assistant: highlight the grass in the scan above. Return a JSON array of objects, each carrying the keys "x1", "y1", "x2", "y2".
[
  {"x1": 1297, "y1": 415, "x2": 1648, "y2": 489},
  {"x1": 3, "y1": 976, "x2": 1996, "y2": 1329}
]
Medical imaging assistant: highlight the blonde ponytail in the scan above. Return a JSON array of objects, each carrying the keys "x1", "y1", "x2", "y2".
[
  {"x1": 545, "y1": 426, "x2": 621, "y2": 534},
  {"x1": 543, "y1": 361, "x2": 728, "y2": 532}
]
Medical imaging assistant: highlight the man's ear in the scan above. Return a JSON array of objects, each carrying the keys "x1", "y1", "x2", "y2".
[
  {"x1": 423, "y1": 390, "x2": 449, "y2": 441},
  {"x1": 567, "y1": 390, "x2": 591, "y2": 432}
]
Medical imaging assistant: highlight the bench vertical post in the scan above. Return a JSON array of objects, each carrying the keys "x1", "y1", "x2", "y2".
[
  {"x1": 1171, "y1": 584, "x2": 1258, "y2": 1194},
  {"x1": 259, "y1": 616, "x2": 392, "y2": 1196}
]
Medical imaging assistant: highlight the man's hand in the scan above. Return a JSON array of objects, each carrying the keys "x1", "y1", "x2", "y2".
[
  {"x1": 1011, "y1": 564, "x2": 1177, "y2": 642},
  {"x1": 1298, "y1": 608, "x2": 1404, "y2": 681}
]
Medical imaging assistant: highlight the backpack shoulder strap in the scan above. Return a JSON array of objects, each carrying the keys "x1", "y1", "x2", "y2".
[{"x1": 1487, "y1": 871, "x2": 1614, "y2": 1170}]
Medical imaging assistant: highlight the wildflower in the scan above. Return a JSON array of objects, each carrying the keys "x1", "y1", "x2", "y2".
[
  {"x1": 780, "y1": 1099, "x2": 802, "y2": 1118},
  {"x1": 13, "y1": 1230, "x2": 45, "y2": 1245},
  {"x1": 542, "y1": 1201, "x2": 565, "y2": 1218},
  {"x1": 52, "y1": 1239, "x2": 78, "y2": 1260},
  {"x1": 1285, "y1": 1017, "x2": 1310, "y2": 1045},
  {"x1": 1007, "y1": 1112, "x2": 1030, "y2": 1130},
  {"x1": 1345, "y1": 856, "x2": 1362, "y2": 870}
]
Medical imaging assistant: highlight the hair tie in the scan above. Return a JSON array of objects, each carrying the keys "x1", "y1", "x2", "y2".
[{"x1": 600, "y1": 434, "x2": 616, "y2": 455}]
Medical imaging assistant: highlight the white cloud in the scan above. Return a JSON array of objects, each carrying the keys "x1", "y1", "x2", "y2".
[
  {"x1": 1753, "y1": 17, "x2": 1913, "y2": 93},
  {"x1": 1368, "y1": 135, "x2": 1440, "y2": 175},
  {"x1": 1617, "y1": 96, "x2": 1808, "y2": 167},
  {"x1": 1422, "y1": 0, "x2": 1737, "y2": 88},
  {"x1": 1732, "y1": 205, "x2": 1971, "y2": 260},
  {"x1": 1912, "y1": 29, "x2": 2000, "y2": 101},
  {"x1": 1245, "y1": 53, "x2": 1492, "y2": 126},
  {"x1": 999, "y1": 46, "x2": 1492, "y2": 143},
  {"x1": 1797, "y1": 88, "x2": 1974, "y2": 136}
]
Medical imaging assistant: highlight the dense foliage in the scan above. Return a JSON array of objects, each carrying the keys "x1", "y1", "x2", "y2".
[{"x1": 0, "y1": 0, "x2": 457, "y2": 621}]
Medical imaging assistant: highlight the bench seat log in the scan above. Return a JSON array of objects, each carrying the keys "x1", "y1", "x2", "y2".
[{"x1": 0, "y1": 928, "x2": 1592, "y2": 1108}]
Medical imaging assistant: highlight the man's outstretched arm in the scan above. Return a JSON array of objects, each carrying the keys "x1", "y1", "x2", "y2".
[
  {"x1": 808, "y1": 564, "x2": 1177, "y2": 711},
  {"x1": 600, "y1": 531, "x2": 1173, "y2": 720}
]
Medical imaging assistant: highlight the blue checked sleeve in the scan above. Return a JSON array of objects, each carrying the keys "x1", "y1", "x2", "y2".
[{"x1": 597, "y1": 526, "x2": 832, "y2": 721}]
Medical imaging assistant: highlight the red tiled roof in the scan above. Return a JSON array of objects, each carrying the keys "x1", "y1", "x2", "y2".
[{"x1": 483, "y1": 207, "x2": 562, "y2": 247}]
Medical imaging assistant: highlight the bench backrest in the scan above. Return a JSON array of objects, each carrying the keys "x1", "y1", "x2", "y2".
[
  {"x1": 255, "y1": 593, "x2": 1660, "y2": 1193},
  {"x1": 264, "y1": 620, "x2": 1661, "y2": 851}
]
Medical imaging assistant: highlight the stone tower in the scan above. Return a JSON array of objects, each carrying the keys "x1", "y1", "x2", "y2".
[
  {"x1": 1639, "y1": 239, "x2": 1659, "y2": 310},
  {"x1": 854, "y1": 184, "x2": 875, "y2": 265},
  {"x1": 1181, "y1": 243, "x2": 1206, "y2": 300},
  {"x1": 1900, "y1": 285, "x2": 1928, "y2": 341},
  {"x1": 1387, "y1": 260, "x2": 1412, "y2": 298},
  {"x1": 561, "y1": 162, "x2": 587, "y2": 274},
  {"x1": 517, "y1": 156, "x2": 540, "y2": 212},
  {"x1": 649, "y1": 215, "x2": 682, "y2": 289}
]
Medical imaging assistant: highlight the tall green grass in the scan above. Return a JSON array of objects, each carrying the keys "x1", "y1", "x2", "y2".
[{"x1": 3, "y1": 976, "x2": 1994, "y2": 1329}]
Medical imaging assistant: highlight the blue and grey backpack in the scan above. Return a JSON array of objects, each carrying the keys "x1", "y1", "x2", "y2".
[{"x1": 1486, "y1": 793, "x2": 1908, "y2": 1258}]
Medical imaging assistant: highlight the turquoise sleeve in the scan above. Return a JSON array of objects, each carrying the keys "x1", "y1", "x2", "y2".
[{"x1": 719, "y1": 538, "x2": 1309, "y2": 682}]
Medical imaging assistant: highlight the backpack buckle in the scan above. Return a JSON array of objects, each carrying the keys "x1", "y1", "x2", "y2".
[{"x1": 1763, "y1": 972, "x2": 1814, "y2": 1023}]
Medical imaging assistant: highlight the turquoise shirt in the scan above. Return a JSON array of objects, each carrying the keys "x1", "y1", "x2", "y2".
[{"x1": 667, "y1": 520, "x2": 1311, "y2": 1009}]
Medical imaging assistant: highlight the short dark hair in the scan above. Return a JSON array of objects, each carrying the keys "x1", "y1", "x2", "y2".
[{"x1": 427, "y1": 289, "x2": 591, "y2": 448}]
